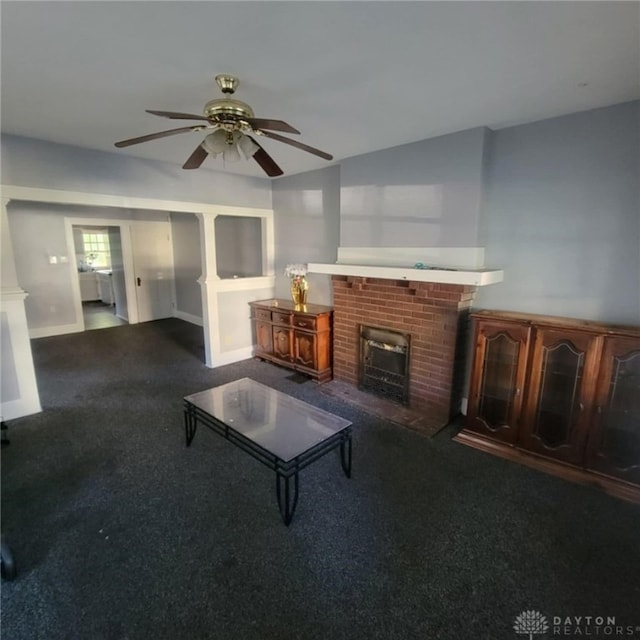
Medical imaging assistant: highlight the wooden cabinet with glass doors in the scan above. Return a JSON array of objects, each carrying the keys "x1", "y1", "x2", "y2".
[
  {"x1": 465, "y1": 320, "x2": 531, "y2": 445},
  {"x1": 517, "y1": 328, "x2": 600, "y2": 466},
  {"x1": 455, "y1": 311, "x2": 640, "y2": 502},
  {"x1": 586, "y1": 336, "x2": 640, "y2": 486}
]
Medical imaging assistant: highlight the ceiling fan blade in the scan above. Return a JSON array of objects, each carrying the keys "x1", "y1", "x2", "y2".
[
  {"x1": 182, "y1": 144, "x2": 208, "y2": 170},
  {"x1": 114, "y1": 126, "x2": 203, "y2": 148},
  {"x1": 245, "y1": 118, "x2": 300, "y2": 135},
  {"x1": 248, "y1": 137, "x2": 283, "y2": 177},
  {"x1": 258, "y1": 130, "x2": 333, "y2": 161},
  {"x1": 146, "y1": 110, "x2": 210, "y2": 121}
]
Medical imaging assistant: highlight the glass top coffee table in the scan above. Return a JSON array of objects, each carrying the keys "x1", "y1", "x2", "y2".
[{"x1": 184, "y1": 378, "x2": 352, "y2": 525}]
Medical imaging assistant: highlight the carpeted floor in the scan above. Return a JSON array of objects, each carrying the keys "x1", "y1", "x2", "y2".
[{"x1": 2, "y1": 319, "x2": 639, "y2": 640}]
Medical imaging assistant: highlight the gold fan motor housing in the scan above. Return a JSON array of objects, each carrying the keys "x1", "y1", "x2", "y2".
[
  {"x1": 204, "y1": 75, "x2": 254, "y2": 124},
  {"x1": 203, "y1": 97, "x2": 255, "y2": 122}
]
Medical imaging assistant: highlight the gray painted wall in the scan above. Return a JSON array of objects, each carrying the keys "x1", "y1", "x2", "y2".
[
  {"x1": 170, "y1": 212, "x2": 202, "y2": 320},
  {"x1": 339, "y1": 127, "x2": 488, "y2": 248},
  {"x1": 2, "y1": 134, "x2": 272, "y2": 333},
  {"x1": 8, "y1": 202, "x2": 79, "y2": 329},
  {"x1": 474, "y1": 100, "x2": 640, "y2": 324},
  {"x1": 1, "y1": 134, "x2": 272, "y2": 209},
  {"x1": 272, "y1": 165, "x2": 341, "y2": 305},
  {"x1": 214, "y1": 215, "x2": 263, "y2": 279},
  {"x1": 7, "y1": 202, "x2": 168, "y2": 331},
  {"x1": 274, "y1": 102, "x2": 638, "y2": 325},
  {"x1": 4, "y1": 102, "x2": 638, "y2": 341}
]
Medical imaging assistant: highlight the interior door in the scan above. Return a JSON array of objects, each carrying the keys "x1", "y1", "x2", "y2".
[{"x1": 130, "y1": 221, "x2": 174, "y2": 323}]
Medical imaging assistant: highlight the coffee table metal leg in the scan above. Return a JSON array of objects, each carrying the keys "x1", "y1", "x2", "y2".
[
  {"x1": 340, "y1": 433, "x2": 352, "y2": 478},
  {"x1": 276, "y1": 472, "x2": 299, "y2": 526},
  {"x1": 185, "y1": 407, "x2": 197, "y2": 446}
]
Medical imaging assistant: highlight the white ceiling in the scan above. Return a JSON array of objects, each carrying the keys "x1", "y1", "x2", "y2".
[{"x1": 1, "y1": 1, "x2": 638, "y2": 179}]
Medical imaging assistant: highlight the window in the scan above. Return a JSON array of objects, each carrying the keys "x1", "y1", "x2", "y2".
[{"x1": 82, "y1": 232, "x2": 111, "y2": 269}]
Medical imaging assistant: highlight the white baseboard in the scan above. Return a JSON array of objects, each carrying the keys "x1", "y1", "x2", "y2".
[
  {"x1": 29, "y1": 322, "x2": 83, "y2": 339},
  {"x1": 174, "y1": 310, "x2": 203, "y2": 327},
  {"x1": 206, "y1": 346, "x2": 254, "y2": 368},
  {"x1": 1, "y1": 397, "x2": 42, "y2": 421}
]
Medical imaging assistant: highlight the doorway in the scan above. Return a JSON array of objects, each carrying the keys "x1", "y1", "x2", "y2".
[
  {"x1": 72, "y1": 224, "x2": 129, "y2": 331},
  {"x1": 66, "y1": 216, "x2": 176, "y2": 333}
]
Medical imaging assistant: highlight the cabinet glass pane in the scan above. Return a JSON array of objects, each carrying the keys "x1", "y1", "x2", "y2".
[
  {"x1": 600, "y1": 350, "x2": 640, "y2": 469},
  {"x1": 478, "y1": 332, "x2": 519, "y2": 428},
  {"x1": 534, "y1": 341, "x2": 584, "y2": 447}
]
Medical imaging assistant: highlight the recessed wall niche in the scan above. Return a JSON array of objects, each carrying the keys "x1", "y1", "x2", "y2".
[{"x1": 214, "y1": 215, "x2": 263, "y2": 279}]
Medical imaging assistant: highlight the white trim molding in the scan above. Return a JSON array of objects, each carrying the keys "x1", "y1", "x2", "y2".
[
  {"x1": 308, "y1": 262, "x2": 503, "y2": 286},
  {"x1": 337, "y1": 247, "x2": 488, "y2": 270},
  {"x1": 195, "y1": 212, "x2": 275, "y2": 368},
  {"x1": 174, "y1": 310, "x2": 203, "y2": 327},
  {"x1": 310, "y1": 246, "x2": 503, "y2": 287},
  {"x1": 1, "y1": 291, "x2": 42, "y2": 419},
  {"x1": 29, "y1": 323, "x2": 83, "y2": 339},
  {"x1": 1, "y1": 195, "x2": 41, "y2": 419},
  {"x1": 0, "y1": 185, "x2": 273, "y2": 219}
]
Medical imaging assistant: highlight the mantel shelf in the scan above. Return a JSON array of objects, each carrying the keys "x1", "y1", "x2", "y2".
[{"x1": 307, "y1": 263, "x2": 504, "y2": 286}]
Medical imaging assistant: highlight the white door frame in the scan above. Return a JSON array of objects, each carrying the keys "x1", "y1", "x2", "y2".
[{"x1": 66, "y1": 218, "x2": 140, "y2": 331}]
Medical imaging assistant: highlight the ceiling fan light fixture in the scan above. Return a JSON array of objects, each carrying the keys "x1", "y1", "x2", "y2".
[
  {"x1": 115, "y1": 73, "x2": 331, "y2": 177},
  {"x1": 202, "y1": 129, "x2": 228, "y2": 156},
  {"x1": 223, "y1": 141, "x2": 241, "y2": 163},
  {"x1": 238, "y1": 134, "x2": 260, "y2": 159}
]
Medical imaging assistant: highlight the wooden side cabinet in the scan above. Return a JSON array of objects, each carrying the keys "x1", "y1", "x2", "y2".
[
  {"x1": 455, "y1": 310, "x2": 640, "y2": 502},
  {"x1": 249, "y1": 299, "x2": 333, "y2": 383}
]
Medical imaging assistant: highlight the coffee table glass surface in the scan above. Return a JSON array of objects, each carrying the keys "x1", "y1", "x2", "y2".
[{"x1": 183, "y1": 377, "x2": 352, "y2": 525}]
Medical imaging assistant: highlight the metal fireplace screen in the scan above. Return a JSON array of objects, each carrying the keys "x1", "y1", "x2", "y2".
[{"x1": 359, "y1": 325, "x2": 411, "y2": 405}]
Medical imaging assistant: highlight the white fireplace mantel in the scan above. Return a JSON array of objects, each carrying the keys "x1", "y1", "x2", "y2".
[{"x1": 308, "y1": 247, "x2": 503, "y2": 287}]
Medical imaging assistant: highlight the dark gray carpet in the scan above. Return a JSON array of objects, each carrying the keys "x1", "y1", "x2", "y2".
[{"x1": 2, "y1": 319, "x2": 639, "y2": 640}]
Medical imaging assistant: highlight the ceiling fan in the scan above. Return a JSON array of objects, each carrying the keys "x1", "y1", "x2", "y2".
[{"x1": 114, "y1": 75, "x2": 333, "y2": 177}]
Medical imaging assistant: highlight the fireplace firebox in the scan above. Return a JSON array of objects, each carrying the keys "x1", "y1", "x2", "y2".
[{"x1": 359, "y1": 325, "x2": 411, "y2": 405}]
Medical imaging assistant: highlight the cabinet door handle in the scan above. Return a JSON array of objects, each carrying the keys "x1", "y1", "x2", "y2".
[
  {"x1": 136, "y1": 277, "x2": 142, "y2": 287},
  {"x1": 579, "y1": 402, "x2": 584, "y2": 411},
  {"x1": 297, "y1": 321, "x2": 308, "y2": 327},
  {"x1": 515, "y1": 388, "x2": 521, "y2": 397}
]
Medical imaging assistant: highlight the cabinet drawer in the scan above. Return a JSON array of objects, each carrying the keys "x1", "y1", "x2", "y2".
[
  {"x1": 254, "y1": 308, "x2": 271, "y2": 322},
  {"x1": 272, "y1": 311, "x2": 292, "y2": 325},
  {"x1": 293, "y1": 315, "x2": 316, "y2": 330}
]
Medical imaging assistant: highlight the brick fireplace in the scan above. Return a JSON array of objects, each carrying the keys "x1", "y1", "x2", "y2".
[{"x1": 331, "y1": 275, "x2": 477, "y2": 434}]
